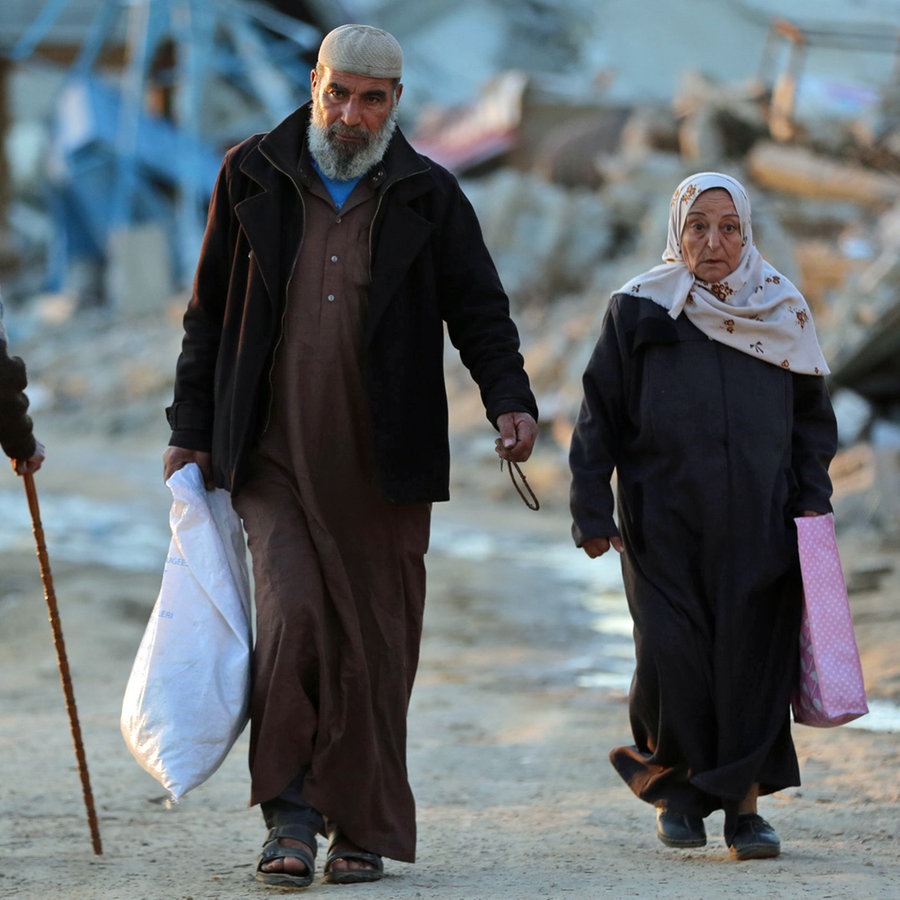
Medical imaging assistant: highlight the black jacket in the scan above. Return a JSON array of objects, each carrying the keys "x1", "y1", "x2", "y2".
[
  {"x1": 167, "y1": 103, "x2": 537, "y2": 501},
  {"x1": 0, "y1": 335, "x2": 36, "y2": 462}
]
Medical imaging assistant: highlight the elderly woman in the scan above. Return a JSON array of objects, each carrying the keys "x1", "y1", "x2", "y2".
[{"x1": 569, "y1": 172, "x2": 837, "y2": 859}]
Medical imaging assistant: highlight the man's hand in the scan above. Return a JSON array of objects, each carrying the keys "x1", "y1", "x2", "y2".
[
  {"x1": 163, "y1": 446, "x2": 213, "y2": 488},
  {"x1": 582, "y1": 536, "x2": 624, "y2": 558},
  {"x1": 12, "y1": 440, "x2": 45, "y2": 476},
  {"x1": 494, "y1": 411, "x2": 538, "y2": 463}
]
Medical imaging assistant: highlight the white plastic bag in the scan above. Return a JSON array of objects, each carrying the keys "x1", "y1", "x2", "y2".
[{"x1": 120, "y1": 463, "x2": 252, "y2": 801}]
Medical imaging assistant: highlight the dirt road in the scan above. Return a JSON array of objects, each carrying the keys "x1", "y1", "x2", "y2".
[{"x1": 1, "y1": 425, "x2": 898, "y2": 899}]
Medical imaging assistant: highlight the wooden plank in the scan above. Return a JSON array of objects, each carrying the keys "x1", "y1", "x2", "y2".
[{"x1": 747, "y1": 141, "x2": 900, "y2": 209}]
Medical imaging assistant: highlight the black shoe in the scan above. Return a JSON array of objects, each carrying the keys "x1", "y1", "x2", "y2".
[
  {"x1": 729, "y1": 813, "x2": 781, "y2": 860},
  {"x1": 656, "y1": 808, "x2": 707, "y2": 848}
]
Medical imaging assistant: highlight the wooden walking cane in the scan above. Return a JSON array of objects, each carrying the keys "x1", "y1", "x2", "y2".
[{"x1": 22, "y1": 471, "x2": 103, "y2": 855}]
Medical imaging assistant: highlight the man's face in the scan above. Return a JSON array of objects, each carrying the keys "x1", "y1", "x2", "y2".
[
  {"x1": 308, "y1": 66, "x2": 401, "y2": 180},
  {"x1": 311, "y1": 66, "x2": 399, "y2": 135}
]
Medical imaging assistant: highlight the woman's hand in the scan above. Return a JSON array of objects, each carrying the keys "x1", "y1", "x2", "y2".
[{"x1": 582, "y1": 536, "x2": 624, "y2": 558}]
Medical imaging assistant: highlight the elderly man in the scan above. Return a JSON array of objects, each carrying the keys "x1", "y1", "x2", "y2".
[
  {"x1": 163, "y1": 24, "x2": 538, "y2": 888},
  {"x1": 0, "y1": 302, "x2": 44, "y2": 475}
]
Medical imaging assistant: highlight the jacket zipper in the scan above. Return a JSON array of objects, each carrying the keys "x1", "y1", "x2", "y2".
[
  {"x1": 257, "y1": 150, "x2": 428, "y2": 431},
  {"x1": 258, "y1": 152, "x2": 307, "y2": 435}
]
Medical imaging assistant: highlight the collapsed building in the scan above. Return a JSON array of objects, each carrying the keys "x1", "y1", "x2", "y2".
[{"x1": 0, "y1": 3, "x2": 898, "y2": 543}]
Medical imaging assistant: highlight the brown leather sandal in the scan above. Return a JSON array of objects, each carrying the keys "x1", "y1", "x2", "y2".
[
  {"x1": 322, "y1": 822, "x2": 383, "y2": 884},
  {"x1": 255, "y1": 823, "x2": 317, "y2": 888}
]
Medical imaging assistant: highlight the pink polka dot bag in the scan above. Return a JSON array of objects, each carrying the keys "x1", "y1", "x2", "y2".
[{"x1": 791, "y1": 513, "x2": 869, "y2": 727}]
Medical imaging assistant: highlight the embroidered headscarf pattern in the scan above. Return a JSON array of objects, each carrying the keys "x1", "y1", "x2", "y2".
[{"x1": 617, "y1": 171, "x2": 830, "y2": 375}]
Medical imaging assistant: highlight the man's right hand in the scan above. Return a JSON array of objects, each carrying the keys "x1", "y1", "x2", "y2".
[{"x1": 163, "y1": 446, "x2": 213, "y2": 488}]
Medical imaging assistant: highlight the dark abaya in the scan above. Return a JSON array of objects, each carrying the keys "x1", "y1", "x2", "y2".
[{"x1": 569, "y1": 293, "x2": 837, "y2": 838}]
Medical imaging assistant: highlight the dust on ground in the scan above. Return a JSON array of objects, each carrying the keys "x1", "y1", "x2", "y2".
[{"x1": 1, "y1": 404, "x2": 898, "y2": 899}]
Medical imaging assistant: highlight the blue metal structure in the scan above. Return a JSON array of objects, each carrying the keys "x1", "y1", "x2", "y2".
[{"x1": 5, "y1": 0, "x2": 322, "y2": 295}]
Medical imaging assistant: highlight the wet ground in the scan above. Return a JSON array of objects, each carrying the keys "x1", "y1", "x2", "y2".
[
  {"x1": 1, "y1": 425, "x2": 898, "y2": 898},
  {"x1": 1, "y1": 437, "x2": 898, "y2": 735}
]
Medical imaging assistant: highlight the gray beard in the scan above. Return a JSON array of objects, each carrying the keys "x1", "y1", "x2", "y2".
[{"x1": 307, "y1": 105, "x2": 399, "y2": 181}]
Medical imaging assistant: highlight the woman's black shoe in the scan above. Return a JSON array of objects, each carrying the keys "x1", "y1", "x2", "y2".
[
  {"x1": 656, "y1": 808, "x2": 707, "y2": 848},
  {"x1": 729, "y1": 814, "x2": 781, "y2": 860}
]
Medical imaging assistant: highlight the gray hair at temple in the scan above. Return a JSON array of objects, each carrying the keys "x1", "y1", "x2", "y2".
[{"x1": 317, "y1": 24, "x2": 403, "y2": 81}]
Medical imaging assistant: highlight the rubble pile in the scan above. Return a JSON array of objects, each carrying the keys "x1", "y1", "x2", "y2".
[
  {"x1": 451, "y1": 69, "x2": 900, "y2": 540},
  {"x1": 4, "y1": 61, "x2": 900, "y2": 544}
]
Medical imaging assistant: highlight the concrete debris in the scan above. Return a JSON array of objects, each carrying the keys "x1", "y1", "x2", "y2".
[
  {"x1": 832, "y1": 390, "x2": 875, "y2": 447},
  {"x1": 746, "y1": 141, "x2": 900, "y2": 209},
  {"x1": 2, "y1": 9, "x2": 900, "y2": 543},
  {"x1": 462, "y1": 169, "x2": 616, "y2": 299}
]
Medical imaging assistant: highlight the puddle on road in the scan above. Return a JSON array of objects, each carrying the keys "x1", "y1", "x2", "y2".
[
  {"x1": 428, "y1": 516, "x2": 900, "y2": 735},
  {"x1": 842, "y1": 699, "x2": 900, "y2": 733},
  {"x1": 0, "y1": 488, "x2": 167, "y2": 571},
  {"x1": 2, "y1": 489, "x2": 896, "y2": 733}
]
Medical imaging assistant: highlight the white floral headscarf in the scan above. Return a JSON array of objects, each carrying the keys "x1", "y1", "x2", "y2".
[{"x1": 617, "y1": 171, "x2": 829, "y2": 375}]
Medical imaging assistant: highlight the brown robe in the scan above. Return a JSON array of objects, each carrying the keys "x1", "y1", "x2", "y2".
[{"x1": 232, "y1": 177, "x2": 429, "y2": 863}]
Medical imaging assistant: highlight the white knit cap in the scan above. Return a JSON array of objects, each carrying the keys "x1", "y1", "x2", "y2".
[{"x1": 317, "y1": 24, "x2": 403, "y2": 79}]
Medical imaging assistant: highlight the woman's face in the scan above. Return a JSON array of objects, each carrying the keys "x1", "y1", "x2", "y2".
[{"x1": 680, "y1": 188, "x2": 743, "y2": 283}]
